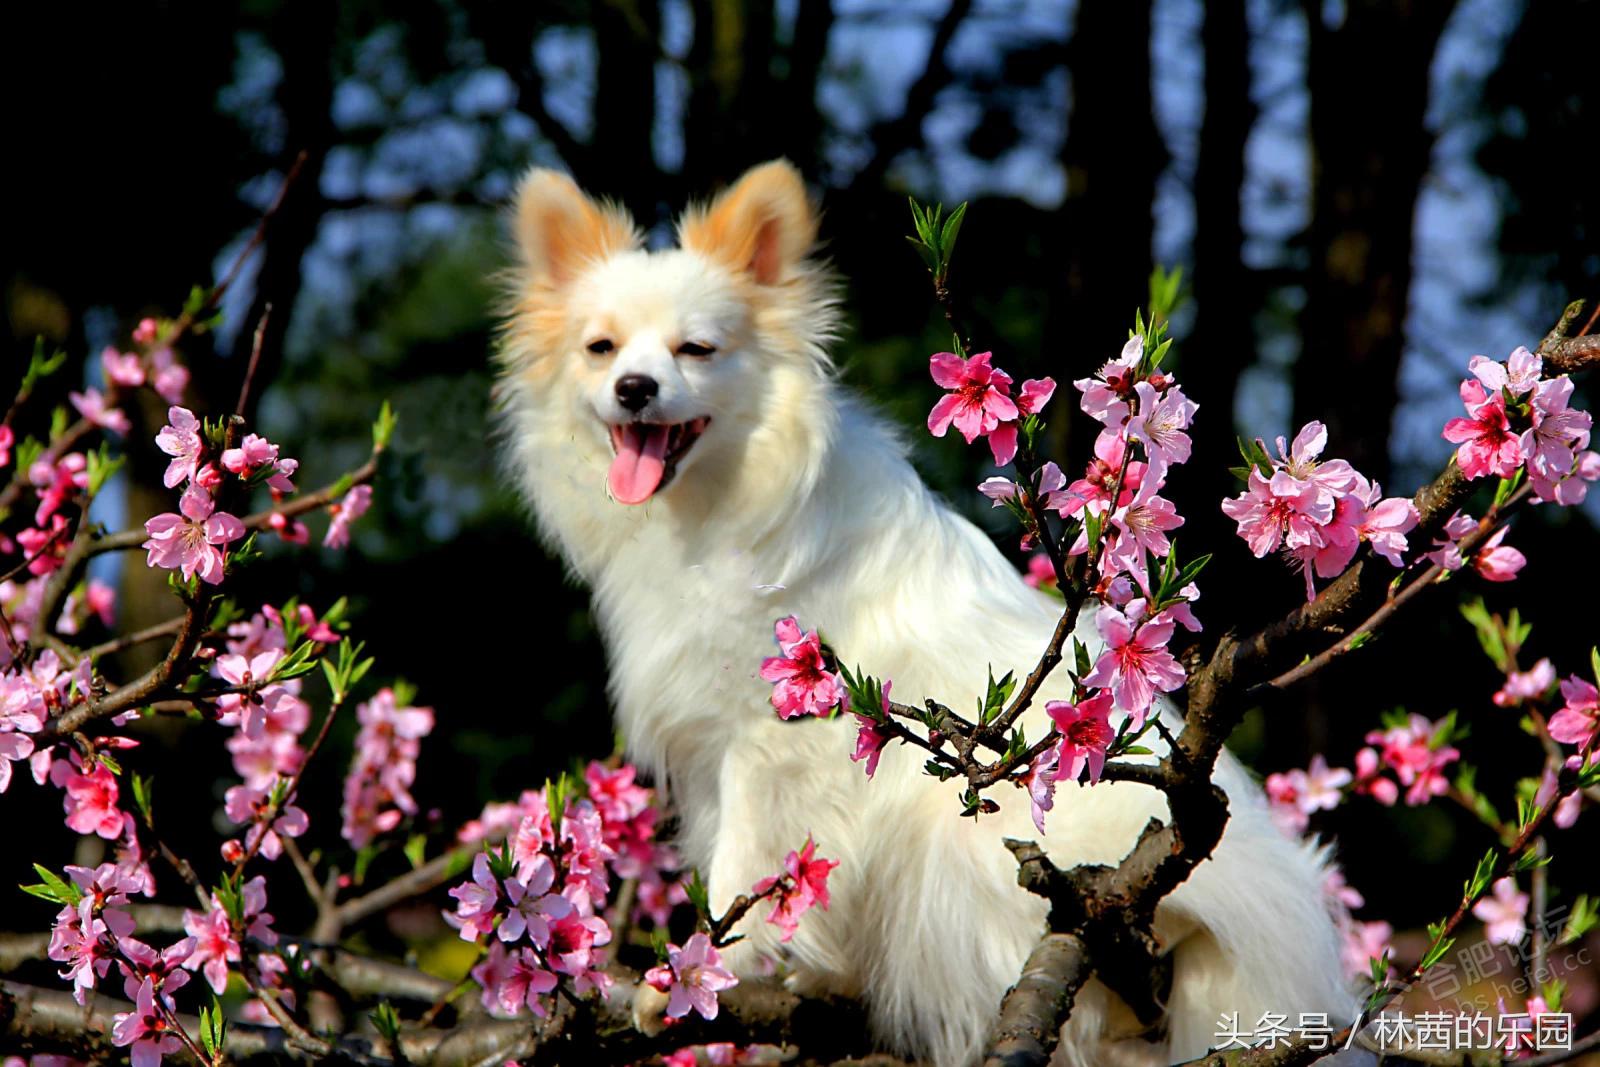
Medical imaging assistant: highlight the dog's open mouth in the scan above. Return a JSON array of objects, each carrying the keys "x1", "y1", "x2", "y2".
[{"x1": 606, "y1": 417, "x2": 710, "y2": 505}]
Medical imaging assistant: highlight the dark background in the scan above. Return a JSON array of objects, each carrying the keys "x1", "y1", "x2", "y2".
[{"x1": 4, "y1": 0, "x2": 1597, "y2": 1029}]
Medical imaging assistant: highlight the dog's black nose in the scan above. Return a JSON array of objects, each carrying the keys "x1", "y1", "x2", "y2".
[{"x1": 614, "y1": 374, "x2": 658, "y2": 412}]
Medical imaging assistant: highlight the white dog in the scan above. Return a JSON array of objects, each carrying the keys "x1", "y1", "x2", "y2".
[{"x1": 496, "y1": 160, "x2": 1355, "y2": 1066}]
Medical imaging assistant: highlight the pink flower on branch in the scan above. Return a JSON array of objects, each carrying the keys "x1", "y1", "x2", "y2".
[
  {"x1": 1081, "y1": 606, "x2": 1185, "y2": 723},
  {"x1": 1548, "y1": 676, "x2": 1598, "y2": 749},
  {"x1": 69, "y1": 388, "x2": 130, "y2": 436},
  {"x1": 1493, "y1": 659, "x2": 1555, "y2": 708},
  {"x1": 101, "y1": 347, "x2": 146, "y2": 388},
  {"x1": 751, "y1": 835, "x2": 839, "y2": 943},
  {"x1": 111, "y1": 978, "x2": 185, "y2": 1067},
  {"x1": 1472, "y1": 877, "x2": 1529, "y2": 946},
  {"x1": 1442, "y1": 380, "x2": 1522, "y2": 480},
  {"x1": 644, "y1": 932, "x2": 739, "y2": 1021},
  {"x1": 1046, "y1": 692, "x2": 1115, "y2": 786},
  {"x1": 142, "y1": 484, "x2": 245, "y2": 586},
  {"x1": 927, "y1": 351, "x2": 1020, "y2": 464},
  {"x1": 850, "y1": 679, "x2": 892, "y2": 779},
  {"x1": 323, "y1": 484, "x2": 373, "y2": 549},
  {"x1": 154, "y1": 407, "x2": 204, "y2": 489},
  {"x1": 760, "y1": 616, "x2": 843, "y2": 720}
]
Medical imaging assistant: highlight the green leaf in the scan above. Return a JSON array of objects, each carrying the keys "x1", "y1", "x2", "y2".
[
  {"x1": 939, "y1": 202, "x2": 968, "y2": 265},
  {"x1": 685, "y1": 869, "x2": 710, "y2": 917},
  {"x1": 1464, "y1": 849, "x2": 1498, "y2": 900},
  {"x1": 372, "y1": 400, "x2": 398, "y2": 451},
  {"x1": 1420, "y1": 936, "x2": 1456, "y2": 972},
  {"x1": 29, "y1": 864, "x2": 81, "y2": 907},
  {"x1": 404, "y1": 834, "x2": 428, "y2": 870},
  {"x1": 201, "y1": 996, "x2": 228, "y2": 1056},
  {"x1": 1561, "y1": 895, "x2": 1598, "y2": 945},
  {"x1": 368, "y1": 1000, "x2": 401, "y2": 1042},
  {"x1": 131, "y1": 773, "x2": 154, "y2": 823}
]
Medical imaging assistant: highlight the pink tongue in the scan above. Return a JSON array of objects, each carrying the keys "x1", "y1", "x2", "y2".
[{"x1": 608, "y1": 424, "x2": 670, "y2": 504}]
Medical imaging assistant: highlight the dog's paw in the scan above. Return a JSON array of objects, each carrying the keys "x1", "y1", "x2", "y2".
[{"x1": 630, "y1": 980, "x2": 670, "y2": 1036}]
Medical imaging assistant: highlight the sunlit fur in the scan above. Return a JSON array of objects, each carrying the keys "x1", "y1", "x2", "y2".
[{"x1": 496, "y1": 161, "x2": 1356, "y2": 1067}]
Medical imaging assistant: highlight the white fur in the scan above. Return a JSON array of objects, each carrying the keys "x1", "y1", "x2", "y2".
[{"x1": 496, "y1": 164, "x2": 1356, "y2": 1066}]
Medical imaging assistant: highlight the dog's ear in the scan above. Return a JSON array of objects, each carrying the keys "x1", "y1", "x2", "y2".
[
  {"x1": 679, "y1": 160, "x2": 817, "y2": 285},
  {"x1": 513, "y1": 169, "x2": 639, "y2": 285}
]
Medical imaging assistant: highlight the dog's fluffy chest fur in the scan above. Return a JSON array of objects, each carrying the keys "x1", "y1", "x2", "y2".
[{"x1": 497, "y1": 160, "x2": 1356, "y2": 1066}]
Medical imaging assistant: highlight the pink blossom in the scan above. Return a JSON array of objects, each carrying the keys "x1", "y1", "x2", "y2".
[
  {"x1": 1521, "y1": 376, "x2": 1592, "y2": 484},
  {"x1": 1022, "y1": 553, "x2": 1058, "y2": 590},
  {"x1": 29, "y1": 453, "x2": 89, "y2": 525},
  {"x1": 1493, "y1": 659, "x2": 1556, "y2": 707},
  {"x1": 154, "y1": 407, "x2": 204, "y2": 489},
  {"x1": 1548, "y1": 676, "x2": 1599, "y2": 748},
  {"x1": 69, "y1": 388, "x2": 130, "y2": 435},
  {"x1": 1264, "y1": 756, "x2": 1350, "y2": 834},
  {"x1": 111, "y1": 978, "x2": 184, "y2": 1067},
  {"x1": 1442, "y1": 380, "x2": 1522, "y2": 479},
  {"x1": 0, "y1": 424, "x2": 13, "y2": 468},
  {"x1": 1081, "y1": 606, "x2": 1185, "y2": 722},
  {"x1": 446, "y1": 853, "x2": 502, "y2": 942},
  {"x1": 132, "y1": 318, "x2": 160, "y2": 345},
  {"x1": 978, "y1": 462, "x2": 1070, "y2": 514},
  {"x1": 61, "y1": 761, "x2": 125, "y2": 839},
  {"x1": 1125, "y1": 380, "x2": 1197, "y2": 478},
  {"x1": 1346, "y1": 478, "x2": 1419, "y2": 568},
  {"x1": 1472, "y1": 526, "x2": 1526, "y2": 582},
  {"x1": 547, "y1": 910, "x2": 614, "y2": 996},
  {"x1": 644, "y1": 932, "x2": 738, "y2": 1021},
  {"x1": 986, "y1": 378, "x2": 1057, "y2": 468},
  {"x1": 323, "y1": 484, "x2": 373, "y2": 548},
  {"x1": 341, "y1": 687, "x2": 433, "y2": 847},
  {"x1": 499, "y1": 854, "x2": 574, "y2": 947},
  {"x1": 16, "y1": 517, "x2": 70, "y2": 576},
  {"x1": 116, "y1": 936, "x2": 194, "y2": 1005},
  {"x1": 1533, "y1": 447, "x2": 1600, "y2": 505},
  {"x1": 559, "y1": 799, "x2": 615, "y2": 910},
  {"x1": 1470, "y1": 346, "x2": 1542, "y2": 396},
  {"x1": 1221, "y1": 469, "x2": 1329, "y2": 558},
  {"x1": 1047, "y1": 692, "x2": 1114, "y2": 785},
  {"x1": 1472, "y1": 877, "x2": 1529, "y2": 945},
  {"x1": 1022, "y1": 742, "x2": 1060, "y2": 834},
  {"x1": 49, "y1": 899, "x2": 115, "y2": 1004},
  {"x1": 473, "y1": 942, "x2": 558, "y2": 1018},
  {"x1": 223, "y1": 783, "x2": 309, "y2": 861},
  {"x1": 1072, "y1": 336, "x2": 1143, "y2": 426},
  {"x1": 1324, "y1": 868, "x2": 1365, "y2": 911},
  {"x1": 1364, "y1": 714, "x2": 1459, "y2": 806},
  {"x1": 181, "y1": 906, "x2": 241, "y2": 994},
  {"x1": 221, "y1": 433, "x2": 298, "y2": 493},
  {"x1": 1063, "y1": 430, "x2": 1146, "y2": 517},
  {"x1": 760, "y1": 616, "x2": 843, "y2": 720},
  {"x1": 149, "y1": 349, "x2": 188, "y2": 404},
  {"x1": 101, "y1": 347, "x2": 146, "y2": 388},
  {"x1": 142, "y1": 484, "x2": 245, "y2": 585},
  {"x1": 1340, "y1": 919, "x2": 1392, "y2": 979},
  {"x1": 1098, "y1": 481, "x2": 1184, "y2": 586},
  {"x1": 1272, "y1": 422, "x2": 1361, "y2": 506},
  {"x1": 927, "y1": 351, "x2": 1021, "y2": 464},
  {"x1": 752, "y1": 835, "x2": 838, "y2": 943},
  {"x1": 850, "y1": 679, "x2": 892, "y2": 779}
]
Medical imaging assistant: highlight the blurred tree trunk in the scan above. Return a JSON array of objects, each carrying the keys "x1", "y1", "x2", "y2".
[
  {"x1": 1044, "y1": 0, "x2": 1165, "y2": 456},
  {"x1": 591, "y1": 0, "x2": 663, "y2": 224},
  {"x1": 121, "y1": 0, "x2": 336, "y2": 672},
  {"x1": 1183, "y1": 0, "x2": 1254, "y2": 530},
  {"x1": 1293, "y1": 0, "x2": 1456, "y2": 485}
]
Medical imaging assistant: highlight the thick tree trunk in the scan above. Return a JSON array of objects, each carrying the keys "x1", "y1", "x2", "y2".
[{"x1": 1294, "y1": 0, "x2": 1457, "y2": 485}]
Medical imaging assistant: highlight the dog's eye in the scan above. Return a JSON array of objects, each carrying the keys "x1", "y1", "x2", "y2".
[
  {"x1": 676, "y1": 341, "x2": 717, "y2": 358},
  {"x1": 586, "y1": 339, "x2": 615, "y2": 355}
]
